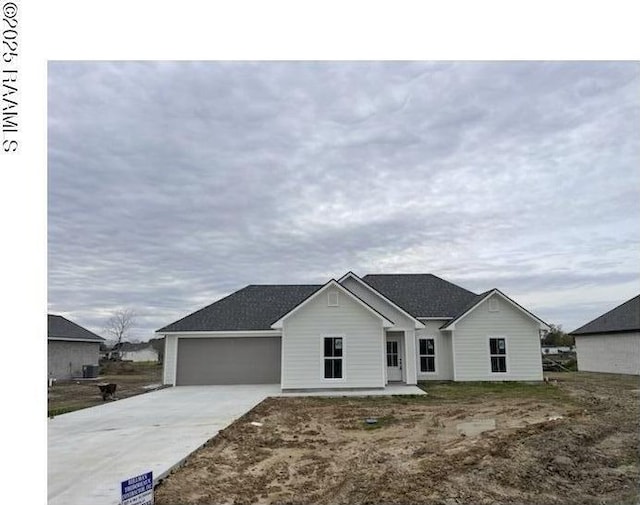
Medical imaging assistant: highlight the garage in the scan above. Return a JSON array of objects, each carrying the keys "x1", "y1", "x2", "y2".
[{"x1": 176, "y1": 337, "x2": 281, "y2": 385}]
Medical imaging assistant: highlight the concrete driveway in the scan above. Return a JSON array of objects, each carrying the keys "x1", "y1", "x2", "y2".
[{"x1": 48, "y1": 384, "x2": 280, "y2": 505}]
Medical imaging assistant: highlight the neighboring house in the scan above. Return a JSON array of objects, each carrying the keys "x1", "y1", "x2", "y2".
[
  {"x1": 48, "y1": 314, "x2": 105, "y2": 380},
  {"x1": 157, "y1": 272, "x2": 549, "y2": 389},
  {"x1": 570, "y1": 295, "x2": 640, "y2": 375},
  {"x1": 117, "y1": 342, "x2": 159, "y2": 362},
  {"x1": 541, "y1": 346, "x2": 574, "y2": 355}
]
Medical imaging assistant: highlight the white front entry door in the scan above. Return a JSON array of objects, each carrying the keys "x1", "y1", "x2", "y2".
[{"x1": 386, "y1": 335, "x2": 402, "y2": 381}]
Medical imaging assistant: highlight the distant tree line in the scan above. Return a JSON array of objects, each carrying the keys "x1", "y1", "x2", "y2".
[{"x1": 541, "y1": 324, "x2": 574, "y2": 347}]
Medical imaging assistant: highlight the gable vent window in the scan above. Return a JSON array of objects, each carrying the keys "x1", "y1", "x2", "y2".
[
  {"x1": 328, "y1": 291, "x2": 339, "y2": 307},
  {"x1": 488, "y1": 298, "x2": 499, "y2": 312},
  {"x1": 489, "y1": 337, "x2": 507, "y2": 373}
]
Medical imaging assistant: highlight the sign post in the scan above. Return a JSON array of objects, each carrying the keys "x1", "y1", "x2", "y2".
[{"x1": 121, "y1": 471, "x2": 153, "y2": 505}]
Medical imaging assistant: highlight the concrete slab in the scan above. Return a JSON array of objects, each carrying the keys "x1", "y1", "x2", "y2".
[
  {"x1": 48, "y1": 384, "x2": 280, "y2": 505},
  {"x1": 279, "y1": 384, "x2": 426, "y2": 397}
]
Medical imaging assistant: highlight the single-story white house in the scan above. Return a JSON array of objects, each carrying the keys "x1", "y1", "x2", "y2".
[
  {"x1": 48, "y1": 314, "x2": 105, "y2": 380},
  {"x1": 541, "y1": 346, "x2": 574, "y2": 355},
  {"x1": 117, "y1": 342, "x2": 160, "y2": 362},
  {"x1": 157, "y1": 273, "x2": 549, "y2": 389},
  {"x1": 570, "y1": 295, "x2": 640, "y2": 375}
]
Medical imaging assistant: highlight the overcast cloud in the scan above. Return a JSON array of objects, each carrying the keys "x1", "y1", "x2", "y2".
[{"x1": 48, "y1": 61, "x2": 640, "y2": 340}]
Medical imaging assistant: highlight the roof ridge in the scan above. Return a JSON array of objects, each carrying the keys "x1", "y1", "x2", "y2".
[
  {"x1": 246, "y1": 283, "x2": 323, "y2": 287},
  {"x1": 364, "y1": 273, "x2": 437, "y2": 276},
  {"x1": 363, "y1": 273, "x2": 478, "y2": 296}
]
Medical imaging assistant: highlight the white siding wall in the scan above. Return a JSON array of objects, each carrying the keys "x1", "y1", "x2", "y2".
[
  {"x1": 452, "y1": 294, "x2": 543, "y2": 381},
  {"x1": 341, "y1": 277, "x2": 418, "y2": 384},
  {"x1": 576, "y1": 332, "x2": 640, "y2": 375},
  {"x1": 121, "y1": 348, "x2": 158, "y2": 362},
  {"x1": 163, "y1": 335, "x2": 178, "y2": 385},
  {"x1": 282, "y1": 288, "x2": 385, "y2": 389},
  {"x1": 416, "y1": 321, "x2": 454, "y2": 380}
]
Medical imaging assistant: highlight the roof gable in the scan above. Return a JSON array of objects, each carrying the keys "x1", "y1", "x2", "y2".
[
  {"x1": 48, "y1": 314, "x2": 105, "y2": 342},
  {"x1": 338, "y1": 272, "x2": 425, "y2": 329},
  {"x1": 441, "y1": 289, "x2": 550, "y2": 330},
  {"x1": 271, "y1": 279, "x2": 394, "y2": 329},
  {"x1": 361, "y1": 273, "x2": 478, "y2": 317},
  {"x1": 157, "y1": 284, "x2": 321, "y2": 332},
  {"x1": 570, "y1": 295, "x2": 640, "y2": 335}
]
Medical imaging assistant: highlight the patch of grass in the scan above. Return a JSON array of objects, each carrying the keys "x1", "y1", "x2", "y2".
[
  {"x1": 47, "y1": 361, "x2": 163, "y2": 417},
  {"x1": 48, "y1": 403, "x2": 95, "y2": 417},
  {"x1": 418, "y1": 380, "x2": 571, "y2": 403},
  {"x1": 546, "y1": 371, "x2": 640, "y2": 387}
]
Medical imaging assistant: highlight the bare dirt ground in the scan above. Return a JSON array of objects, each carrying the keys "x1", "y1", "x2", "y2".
[
  {"x1": 47, "y1": 361, "x2": 163, "y2": 416},
  {"x1": 155, "y1": 373, "x2": 640, "y2": 505}
]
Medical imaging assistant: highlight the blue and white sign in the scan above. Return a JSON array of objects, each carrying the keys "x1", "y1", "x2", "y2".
[{"x1": 121, "y1": 471, "x2": 153, "y2": 505}]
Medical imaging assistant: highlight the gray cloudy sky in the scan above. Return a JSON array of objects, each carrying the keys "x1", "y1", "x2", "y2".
[{"x1": 48, "y1": 61, "x2": 639, "y2": 340}]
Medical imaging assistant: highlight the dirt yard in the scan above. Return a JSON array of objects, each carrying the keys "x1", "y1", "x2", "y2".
[
  {"x1": 47, "y1": 361, "x2": 163, "y2": 416},
  {"x1": 155, "y1": 373, "x2": 640, "y2": 505}
]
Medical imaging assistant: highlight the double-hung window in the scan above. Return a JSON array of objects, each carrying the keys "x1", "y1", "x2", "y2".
[
  {"x1": 419, "y1": 338, "x2": 436, "y2": 372},
  {"x1": 489, "y1": 337, "x2": 507, "y2": 373},
  {"x1": 324, "y1": 337, "x2": 343, "y2": 379}
]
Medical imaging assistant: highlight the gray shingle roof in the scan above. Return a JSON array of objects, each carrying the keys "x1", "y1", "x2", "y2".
[
  {"x1": 570, "y1": 295, "x2": 640, "y2": 335},
  {"x1": 157, "y1": 274, "x2": 484, "y2": 333},
  {"x1": 361, "y1": 274, "x2": 478, "y2": 318},
  {"x1": 48, "y1": 314, "x2": 105, "y2": 341},
  {"x1": 157, "y1": 285, "x2": 322, "y2": 332}
]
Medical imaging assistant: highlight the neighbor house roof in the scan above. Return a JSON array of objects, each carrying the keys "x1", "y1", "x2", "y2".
[
  {"x1": 157, "y1": 285, "x2": 322, "y2": 332},
  {"x1": 48, "y1": 314, "x2": 105, "y2": 342},
  {"x1": 570, "y1": 295, "x2": 640, "y2": 336},
  {"x1": 113, "y1": 342, "x2": 158, "y2": 352},
  {"x1": 361, "y1": 274, "x2": 479, "y2": 318}
]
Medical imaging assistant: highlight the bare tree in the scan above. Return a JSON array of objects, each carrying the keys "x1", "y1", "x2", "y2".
[{"x1": 105, "y1": 308, "x2": 136, "y2": 359}]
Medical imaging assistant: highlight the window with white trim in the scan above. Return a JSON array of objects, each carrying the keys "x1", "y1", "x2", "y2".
[
  {"x1": 324, "y1": 337, "x2": 343, "y2": 379},
  {"x1": 489, "y1": 337, "x2": 507, "y2": 373},
  {"x1": 419, "y1": 338, "x2": 436, "y2": 372},
  {"x1": 328, "y1": 291, "x2": 339, "y2": 307},
  {"x1": 488, "y1": 298, "x2": 499, "y2": 312}
]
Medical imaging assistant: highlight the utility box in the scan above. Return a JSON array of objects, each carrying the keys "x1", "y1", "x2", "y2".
[{"x1": 82, "y1": 364, "x2": 100, "y2": 378}]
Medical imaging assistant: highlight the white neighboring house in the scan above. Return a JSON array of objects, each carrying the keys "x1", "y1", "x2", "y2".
[
  {"x1": 541, "y1": 346, "x2": 574, "y2": 355},
  {"x1": 117, "y1": 342, "x2": 159, "y2": 362},
  {"x1": 570, "y1": 295, "x2": 640, "y2": 375},
  {"x1": 156, "y1": 272, "x2": 549, "y2": 389}
]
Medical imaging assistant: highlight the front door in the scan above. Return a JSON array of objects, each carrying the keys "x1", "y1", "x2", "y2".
[{"x1": 386, "y1": 335, "x2": 402, "y2": 381}]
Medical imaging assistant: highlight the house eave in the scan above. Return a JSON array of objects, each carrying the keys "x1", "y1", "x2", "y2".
[
  {"x1": 158, "y1": 329, "x2": 282, "y2": 337},
  {"x1": 48, "y1": 337, "x2": 104, "y2": 343},
  {"x1": 571, "y1": 328, "x2": 640, "y2": 337}
]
